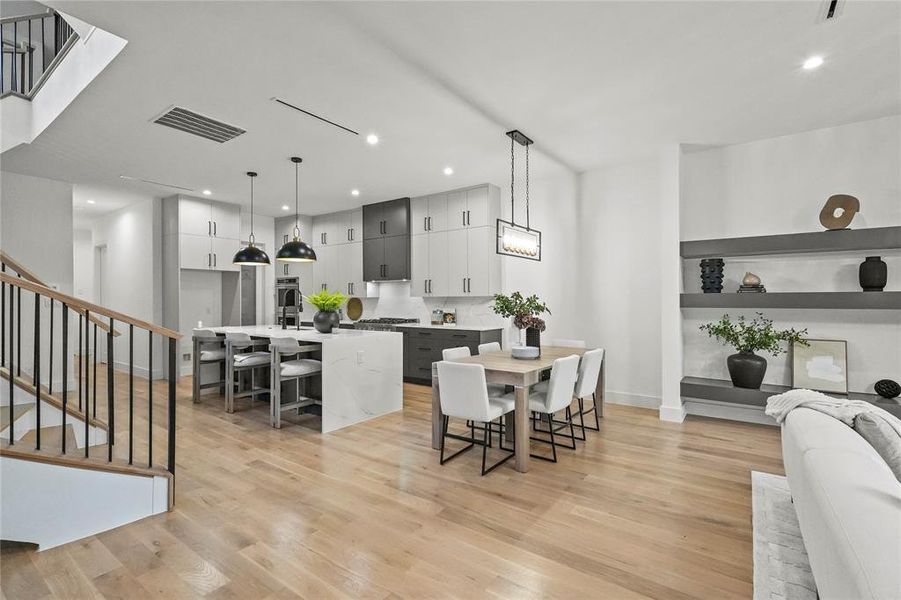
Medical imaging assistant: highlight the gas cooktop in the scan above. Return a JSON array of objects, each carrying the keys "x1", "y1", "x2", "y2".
[{"x1": 354, "y1": 318, "x2": 419, "y2": 331}]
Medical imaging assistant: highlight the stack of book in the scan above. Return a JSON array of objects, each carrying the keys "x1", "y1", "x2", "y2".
[{"x1": 738, "y1": 284, "x2": 767, "y2": 293}]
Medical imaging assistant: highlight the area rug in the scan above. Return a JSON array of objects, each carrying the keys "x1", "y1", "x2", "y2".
[{"x1": 752, "y1": 471, "x2": 817, "y2": 600}]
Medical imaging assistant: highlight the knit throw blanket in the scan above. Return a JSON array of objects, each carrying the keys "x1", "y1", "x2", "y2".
[{"x1": 766, "y1": 388, "x2": 901, "y2": 438}]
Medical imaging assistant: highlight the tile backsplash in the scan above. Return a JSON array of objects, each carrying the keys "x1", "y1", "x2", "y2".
[{"x1": 359, "y1": 282, "x2": 507, "y2": 328}]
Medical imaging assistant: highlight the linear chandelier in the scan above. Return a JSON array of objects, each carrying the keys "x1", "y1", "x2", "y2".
[{"x1": 497, "y1": 129, "x2": 541, "y2": 261}]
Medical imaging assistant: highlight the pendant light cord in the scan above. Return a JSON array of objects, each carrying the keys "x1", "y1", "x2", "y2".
[
  {"x1": 525, "y1": 143, "x2": 530, "y2": 230},
  {"x1": 510, "y1": 135, "x2": 516, "y2": 224},
  {"x1": 294, "y1": 161, "x2": 300, "y2": 238},
  {"x1": 249, "y1": 175, "x2": 255, "y2": 245}
]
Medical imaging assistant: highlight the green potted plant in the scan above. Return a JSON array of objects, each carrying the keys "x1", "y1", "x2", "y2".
[
  {"x1": 700, "y1": 313, "x2": 807, "y2": 389},
  {"x1": 492, "y1": 292, "x2": 551, "y2": 352},
  {"x1": 304, "y1": 290, "x2": 348, "y2": 334}
]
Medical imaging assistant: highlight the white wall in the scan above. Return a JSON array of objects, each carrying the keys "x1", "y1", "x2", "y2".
[
  {"x1": 577, "y1": 155, "x2": 670, "y2": 409},
  {"x1": 240, "y1": 211, "x2": 275, "y2": 325},
  {"x1": 72, "y1": 228, "x2": 94, "y2": 300},
  {"x1": 680, "y1": 115, "x2": 901, "y2": 395},
  {"x1": 1, "y1": 171, "x2": 74, "y2": 389},
  {"x1": 87, "y1": 194, "x2": 164, "y2": 378}
]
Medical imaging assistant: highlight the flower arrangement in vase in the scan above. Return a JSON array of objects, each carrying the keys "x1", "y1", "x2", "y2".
[{"x1": 492, "y1": 292, "x2": 550, "y2": 352}]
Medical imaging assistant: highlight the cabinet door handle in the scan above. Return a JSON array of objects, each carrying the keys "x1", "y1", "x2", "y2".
[
  {"x1": 214, "y1": 254, "x2": 217, "y2": 267},
  {"x1": 429, "y1": 279, "x2": 432, "y2": 294},
  {"x1": 467, "y1": 278, "x2": 471, "y2": 293},
  {"x1": 208, "y1": 253, "x2": 211, "y2": 267},
  {"x1": 351, "y1": 228, "x2": 355, "y2": 241},
  {"x1": 466, "y1": 211, "x2": 470, "y2": 226},
  {"x1": 208, "y1": 221, "x2": 211, "y2": 235},
  {"x1": 213, "y1": 221, "x2": 217, "y2": 236},
  {"x1": 462, "y1": 211, "x2": 466, "y2": 226}
]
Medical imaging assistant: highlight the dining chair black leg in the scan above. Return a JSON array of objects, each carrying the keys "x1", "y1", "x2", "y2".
[
  {"x1": 593, "y1": 393, "x2": 601, "y2": 430},
  {"x1": 481, "y1": 422, "x2": 488, "y2": 474},
  {"x1": 577, "y1": 398, "x2": 588, "y2": 440},
  {"x1": 439, "y1": 415, "x2": 448, "y2": 464},
  {"x1": 567, "y1": 407, "x2": 578, "y2": 448},
  {"x1": 548, "y1": 413, "x2": 557, "y2": 463}
]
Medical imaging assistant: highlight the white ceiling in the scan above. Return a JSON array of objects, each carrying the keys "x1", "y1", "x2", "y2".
[{"x1": 1, "y1": 1, "x2": 898, "y2": 217}]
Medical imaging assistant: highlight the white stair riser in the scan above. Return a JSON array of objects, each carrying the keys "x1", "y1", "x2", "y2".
[{"x1": 0, "y1": 394, "x2": 108, "y2": 448}]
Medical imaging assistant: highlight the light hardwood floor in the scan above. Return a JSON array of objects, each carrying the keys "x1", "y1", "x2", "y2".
[{"x1": 1, "y1": 373, "x2": 783, "y2": 599}]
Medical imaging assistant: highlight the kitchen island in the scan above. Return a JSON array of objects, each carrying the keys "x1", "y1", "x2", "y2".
[{"x1": 195, "y1": 325, "x2": 403, "y2": 433}]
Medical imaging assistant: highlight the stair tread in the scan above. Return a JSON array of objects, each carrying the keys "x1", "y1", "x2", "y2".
[
  {"x1": 0, "y1": 442, "x2": 171, "y2": 480},
  {"x1": 0, "y1": 367, "x2": 108, "y2": 431},
  {"x1": 0, "y1": 403, "x2": 34, "y2": 430}
]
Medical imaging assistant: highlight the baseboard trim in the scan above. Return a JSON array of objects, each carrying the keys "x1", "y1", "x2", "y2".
[
  {"x1": 683, "y1": 398, "x2": 778, "y2": 426},
  {"x1": 112, "y1": 360, "x2": 164, "y2": 381},
  {"x1": 659, "y1": 404, "x2": 687, "y2": 423},
  {"x1": 605, "y1": 390, "x2": 660, "y2": 410}
]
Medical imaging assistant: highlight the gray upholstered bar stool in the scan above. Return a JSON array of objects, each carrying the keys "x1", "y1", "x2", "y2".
[
  {"x1": 269, "y1": 337, "x2": 322, "y2": 429},
  {"x1": 224, "y1": 331, "x2": 271, "y2": 413},
  {"x1": 192, "y1": 329, "x2": 226, "y2": 403}
]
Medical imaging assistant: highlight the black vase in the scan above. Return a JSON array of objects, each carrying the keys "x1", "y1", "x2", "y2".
[
  {"x1": 525, "y1": 327, "x2": 541, "y2": 357},
  {"x1": 313, "y1": 310, "x2": 337, "y2": 333},
  {"x1": 859, "y1": 256, "x2": 887, "y2": 292},
  {"x1": 700, "y1": 258, "x2": 725, "y2": 294},
  {"x1": 727, "y1": 352, "x2": 767, "y2": 389}
]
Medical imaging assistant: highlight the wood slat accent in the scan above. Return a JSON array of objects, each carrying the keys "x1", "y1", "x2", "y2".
[
  {"x1": 0, "y1": 250, "x2": 122, "y2": 337},
  {"x1": 0, "y1": 367, "x2": 109, "y2": 432},
  {"x1": 0, "y1": 272, "x2": 180, "y2": 340},
  {"x1": 0, "y1": 444, "x2": 172, "y2": 481}
]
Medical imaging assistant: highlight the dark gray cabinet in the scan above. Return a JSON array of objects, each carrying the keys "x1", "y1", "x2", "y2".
[
  {"x1": 402, "y1": 327, "x2": 503, "y2": 384},
  {"x1": 362, "y1": 198, "x2": 411, "y2": 281}
]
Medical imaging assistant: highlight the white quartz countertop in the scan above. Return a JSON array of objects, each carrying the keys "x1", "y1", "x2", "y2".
[
  {"x1": 202, "y1": 325, "x2": 399, "y2": 343},
  {"x1": 394, "y1": 323, "x2": 504, "y2": 332}
]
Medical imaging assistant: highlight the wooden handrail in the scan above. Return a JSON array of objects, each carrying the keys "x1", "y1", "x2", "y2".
[
  {"x1": 1, "y1": 250, "x2": 122, "y2": 337},
  {"x1": 0, "y1": 272, "x2": 181, "y2": 340}
]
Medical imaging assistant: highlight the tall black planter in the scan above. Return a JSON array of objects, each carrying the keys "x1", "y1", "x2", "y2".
[
  {"x1": 727, "y1": 352, "x2": 767, "y2": 389},
  {"x1": 525, "y1": 327, "x2": 541, "y2": 357},
  {"x1": 700, "y1": 258, "x2": 724, "y2": 293},
  {"x1": 859, "y1": 256, "x2": 887, "y2": 291}
]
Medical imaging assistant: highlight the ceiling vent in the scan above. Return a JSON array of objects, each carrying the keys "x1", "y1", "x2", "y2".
[{"x1": 152, "y1": 106, "x2": 245, "y2": 143}]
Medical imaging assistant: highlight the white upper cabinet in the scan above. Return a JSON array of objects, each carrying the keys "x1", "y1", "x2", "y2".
[
  {"x1": 313, "y1": 210, "x2": 362, "y2": 245},
  {"x1": 211, "y1": 237, "x2": 240, "y2": 272},
  {"x1": 345, "y1": 209, "x2": 363, "y2": 243},
  {"x1": 178, "y1": 198, "x2": 213, "y2": 237},
  {"x1": 311, "y1": 214, "x2": 331, "y2": 246},
  {"x1": 211, "y1": 203, "x2": 240, "y2": 239},
  {"x1": 409, "y1": 184, "x2": 500, "y2": 297},
  {"x1": 337, "y1": 242, "x2": 365, "y2": 297},
  {"x1": 179, "y1": 234, "x2": 213, "y2": 270}
]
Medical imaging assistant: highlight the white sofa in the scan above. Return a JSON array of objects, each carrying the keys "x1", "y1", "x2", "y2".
[{"x1": 782, "y1": 407, "x2": 901, "y2": 600}]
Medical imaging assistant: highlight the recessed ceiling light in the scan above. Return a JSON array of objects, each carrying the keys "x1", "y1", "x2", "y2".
[
  {"x1": 351, "y1": 189, "x2": 360, "y2": 196},
  {"x1": 281, "y1": 205, "x2": 290, "y2": 211},
  {"x1": 802, "y1": 55, "x2": 824, "y2": 70},
  {"x1": 443, "y1": 167, "x2": 454, "y2": 176},
  {"x1": 366, "y1": 133, "x2": 379, "y2": 145},
  {"x1": 86, "y1": 199, "x2": 96, "y2": 205},
  {"x1": 202, "y1": 189, "x2": 212, "y2": 196}
]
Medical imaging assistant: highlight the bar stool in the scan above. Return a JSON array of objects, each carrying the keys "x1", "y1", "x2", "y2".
[
  {"x1": 270, "y1": 337, "x2": 322, "y2": 429},
  {"x1": 192, "y1": 329, "x2": 226, "y2": 403},
  {"x1": 526, "y1": 354, "x2": 580, "y2": 462},
  {"x1": 224, "y1": 332, "x2": 270, "y2": 413},
  {"x1": 436, "y1": 361, "x2": 515, "y2": 476}
]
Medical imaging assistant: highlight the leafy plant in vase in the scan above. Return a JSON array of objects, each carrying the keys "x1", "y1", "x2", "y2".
[
  {"x1": 304, "y1": 290, "x2": 348, "y2": 334},
  {"x1": 700, "y1": 313, "x2": 807, "y2": 389},
  {"x1": 492, "y1": 292, "x2": 550, "y2": 354}
]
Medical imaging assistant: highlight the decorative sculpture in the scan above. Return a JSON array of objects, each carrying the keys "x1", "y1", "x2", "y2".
[
  {"x1": 738, "y1": 271, "x2": 766, "y2": 293},
  {"x1": 819, "y1": 194, "x2": 860, "y2": 230}
]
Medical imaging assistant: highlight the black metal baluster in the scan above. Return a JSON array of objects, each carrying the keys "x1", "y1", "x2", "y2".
[
  {"x1": 61, "y1": 304, "x2": 68, "y2": 454},
  {"x1": 168, "y1": 337, "x2": 176, "y2": 480},
  {"x1": 92, "y1": 323, "x2": 97, "y2": 418},
  {"x1": 49, "y1": 299, "x2": 54, "y2": 395},
  {"x1": 12, "y1": 21, "x2": 17, "y2": 93},
  {"x1": 33, "y1": 293, "x2": 40, "y2": 450},
  {"x1": 41, "y1": 15, "x2": 46, "y2": 72},
  {"x1": 28, "y1": 18, "x2": 32, "y2": 92},
  {"x1": 84, "y1": 310, "x2": 90, "y2": 458},
  {"x1": 148, "y1": 333, "x2": 153, "y2": 468},
  {"x1": 78, "y1": 314, "x2": 83, "y2": 411},
  {"x1": 16, "y1": 283, "x2": 21, "y2": 376},
  {"x1": 2, "y1": 263, "x2": 6, "y2": 368},
  {"x1": 107, "y1": 317, "x2": 114, "y2": 462},
  {"x1": 128, "y1": 324, "x2": 134, "y2": 465},
  {"x1": 7, "y1": 281, "x2": 14, "y2": 445}
]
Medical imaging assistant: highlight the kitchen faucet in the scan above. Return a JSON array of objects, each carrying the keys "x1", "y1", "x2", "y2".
[{"x1": 282, "y1": 288, "x2": 301, "y2": 330}]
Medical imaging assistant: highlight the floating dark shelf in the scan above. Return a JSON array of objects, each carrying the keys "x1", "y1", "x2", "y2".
[
  {"x1": 680, "y1": 226, "x2": 901, "y2": 259},
  {"x1": 681, "y1": 376, "x2": 901, "y2": 417},
  {"x1": 680, "y1": 291, "x2": 901, "y2": 310}
]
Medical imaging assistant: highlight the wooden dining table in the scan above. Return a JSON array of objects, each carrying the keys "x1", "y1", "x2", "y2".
[{"x1": 431, "y1": 346, "x2": 605, "y2": 473}]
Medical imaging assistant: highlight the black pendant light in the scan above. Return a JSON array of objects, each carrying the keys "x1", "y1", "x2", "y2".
[
  {"x1": 233, "y1": 171, "x2": 271, "y2": 266},
  {"x1": 276, "y1": 157, "x2": 317, "y2": 263}
]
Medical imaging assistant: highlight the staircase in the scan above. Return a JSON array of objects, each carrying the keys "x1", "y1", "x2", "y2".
[
  {"x1": 0, "y1": 4, "x2": 127, "y2": 152},
  {"x1": 0, "y1": 251, "x2": 181, "y2": 551}
]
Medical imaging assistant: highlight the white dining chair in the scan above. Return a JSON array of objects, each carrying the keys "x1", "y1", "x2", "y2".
[
  {"x1": 574, "y1": 349, "x2": 605, "y2": 433},
  {"x1": 192, "y1": 329, "x2": 226, "y2": 403},
  {"x1": 269, "y1": 337, "x2": 322, "y2": 429},
  {"x1": 527, "y1": 354, "x2": 580, "y2": 462},
  {"x1": 436, "y1": 361, "x2": 515, "y2": 475},
  {"x1": 442, "y1": 346, "x2": 472, "y2": 361},
  {"x1": 477, "y1": 342, "x2": 501, "y2": 354},
  {"x1": 224, "y1": 331, "x2": 271, "y2": 413}
]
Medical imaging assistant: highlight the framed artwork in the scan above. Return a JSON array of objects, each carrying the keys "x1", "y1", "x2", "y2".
[{"x1": 792, "y1": 339, "x2": 848, "y2": 394}]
